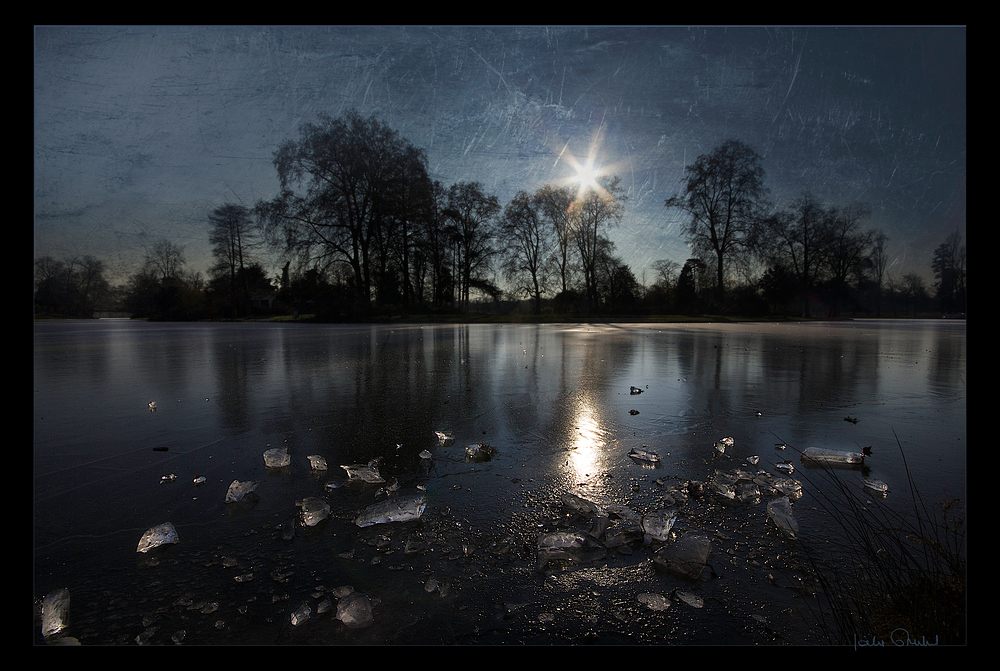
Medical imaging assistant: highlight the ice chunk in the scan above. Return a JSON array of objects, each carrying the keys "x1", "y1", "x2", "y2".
[
  {"x1": 767, "y1": 496, "x2": 799, "y2": 539},
  {"x1": 637, "y1": 592, "x2": 671, "y2": 611},
  {"x1": 535, "y1": 530, "x2": 607, "y2": 571},
  {"x1": 160, "y1": 473, "x2": 177, "y2": 483},
  {"x1": 653, "y1": 532, "x2": 711, "y2": 580},
  {"x1": 801, "y1": 447, "x2": 865, "y2": 464},
  {"x1": 354, "y1": 495, "x2": 427, "y2": 527},
  {"x1": 434, "y1": 431, "x2": 455, "y2": 446},
  {"x1": 863, "y1": 477, "x2": 890, "y2": 494},
  {"x1": 290, "y1": 603, "x2": 311, "y2": 626},
  {"x1": 324, "y1": 476, "x2": 347, "y2": 490},
  {"x1": 628, "y1": 446, "x2": 661, "y2": 463},
  {"x1": 464, "y1": 443, "x2": 496, "y2": 462},
  {"x1": 193, "y1": 476, "x2": 206, "y2": 485},
  {"x1": 341, "y1": 460, "x2": 385, "y2": 483},
  {"x1": 629, "y1": 386, "x2": 644, "y2": 394},
  {"x1": 307, "y1": 455, "x2": 328, "y2": 471},
  {"x1": 674, "y1": 590, "x2": 704, "y2": 608},
  {"x1": 263, "y1": 447, "x2": 290, "y2": 468},
  {"x1": 225, "y1": 480, "x2": 259, "y2": 503},
  {"x1": 136, "y1": 522, "x2": 179, "y2": 553},
  {"x1": 560, "y1": 492, "x2": 604, "y2": 518},
  {"x1": 41, "y1": 588, "x2": 70, "y2": 638},
  {"x1": 775, "y1": 461, "x2": 795, "y2": 474},
  {"x1": 641, "y1": 509, "x2": 677, "y2": 542},
  {"x1": 714, "y1": 436, "x2": 734, "y2": 453},
  {"x1": 736, "y1": 483, "x2": 761, "y2": 504},
  {"x1": 298, "y1": 497, "x2": 331, "y2": 526},
  {"x1": 418, "y1": 449, "x2": 432, "y2": 460},
  {"x1": 148, "y1": 401, "x2": 157, "y2": 411},
  {"x1": 337, "y1": 592, "x2": 374, "y2": 628}
]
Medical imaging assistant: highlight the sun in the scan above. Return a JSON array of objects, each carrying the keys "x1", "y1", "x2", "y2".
[{"x1": 549, "y1": 125, "x2": 615, "y2": 203}]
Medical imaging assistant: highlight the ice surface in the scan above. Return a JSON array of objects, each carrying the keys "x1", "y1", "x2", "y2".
[
  {"x1": 354, "y1": 495, "x2": 427, "y2": 527},
  {"x1": 653, "y1": 532, "x2": 711, "y2": 580},
  {"x1": 767, "y1": 496, "x2": 798, "y2": 539},
  {"x1": 298, "y1": 497, "x2": 331, "y2": 526},
  {"x1": 263, "y1": 447, "x2": 291, "y2": 468},
  {"x1": 307, "y1": 455, "x2": 328, "y2": 470},
  {"x1": 336, "y1": 592, "x2": 374, "y2": 628},
  {"x1": 225, "y1": 479, "x2": 260, "y2": 503},
  {"x1": 41, "y1": 588, "x2": 70, "y2": 638},
  {"x1": 136, "y1": 522, "x2": 179, "y2": 553}
]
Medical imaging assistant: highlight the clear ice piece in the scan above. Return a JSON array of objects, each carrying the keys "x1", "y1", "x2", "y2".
[
  {"x1": 767, "y1": 496, "x2": 799, "y2": 539},
  {"x1": 136, "y1": 522, "x2": 179, "y2": 553},
  {"x1": 434, "y1": 431, "x2": 455, "y2": 446},
  {"x1": 41, "y1": 588, "x2": 70, "y2": 638},
  {"x1": 307, "y1": 455, "x2": 328, "y2": 470},
  {"x1": 225, "y1": 480, "x2": 259, "y2": 503},
  {"x1": 298, "y1": 497, "x2": 331, "y2": 526},
  {"x1": 863, "y1": 477, "x2": 890, "y2": 493},
  {"x1": 263, "y1": 447, "x2": 290, "y2": 468},
  {"x1": 354, "y1": 495, "x2": 427, "y2": 527},
  {"x1": 418, "y1": 449, "x2": 432, "y2": 460},
  {"x1": 290, "y1": 603, "x2": 311, "y2": 626},
  {"x1": 801, "y1": 447, "x2": 865, "y2": 464},
  {"x1": 628, "y1": 447, "x2": 661, "y2": 463},
  {"x1": 336, "y1": 592, "x2": 374, "y2": 628},
  {"x1": 341, "y1": 460, "x2": 385, "y2": 483},
  {"x1": 637, "y1": 592, "x2": 671, "y2": 611},
  {"x1": 464, "y1": 443, "x2": 495, "y2": 461},
  {"x1": 653, "y1": 532, "x2": 711, "y2": 580},
  {"x1": 641, "y1": 509, "x2": 677, "y2": 542}
]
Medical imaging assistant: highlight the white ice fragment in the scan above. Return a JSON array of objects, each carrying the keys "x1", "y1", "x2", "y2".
[
  {"x1": 290, "y1": 603, "x2": 311, "y2": 626},
  {"x1": 136, "y1": 522, "x2": 179, "y2": 553},
  {"x1": 434, "y1": 431, "x2": 455, "y2": 446},
  {"x1": 641, "y1": 509, "x2": 677, "y2": 542},
  {"x1": 418, "y1": 449, "x2": 432, "y2": 460},
  {"x1": 628, "y1": 446, "x2": 661, "y2": 463},
  {"x1": 674, "y1": 590, "x2": 704, "y2": 608},
  {"x1": 307, "y1": 455, "x2": 328, "y2": 470},
  {"x1": 801, "y1": 446, "x2": 865, "y2": 464}
]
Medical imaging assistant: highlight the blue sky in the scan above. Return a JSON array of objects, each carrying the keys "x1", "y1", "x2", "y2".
[{"x1": 34, "y1": 26, "x2": 965, "y2": 287}]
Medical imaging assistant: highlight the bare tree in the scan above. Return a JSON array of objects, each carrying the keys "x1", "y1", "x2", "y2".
[
  {"x1": 443, "y1": 181, "x2": 501, "y2": 312},
  {"x1": 572, "y1": 174, "x2": 626, "y2": 310},
  {"x1": 500, "y1": 190, "x2": 553, "y2": 314},
  {"x1": 534, "y1": 184, "x2": 578, "y2": 294},
  {"x1": 209, "y1": 203, "x2": 260, "y2": 317},
  {"x1": 869, "y1": 230, "x2": 890, "y2": 316},
  {"x1": 143, "y1": 239, "x2": 186, "y2": 282},
  {"x1": 665, "y1": 139, "x2": 769, "y2": 306}
]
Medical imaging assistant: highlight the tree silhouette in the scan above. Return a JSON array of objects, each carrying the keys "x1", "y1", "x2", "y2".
[{"x1": 665, "y1": 139, "x2": 769, "y2": 307}]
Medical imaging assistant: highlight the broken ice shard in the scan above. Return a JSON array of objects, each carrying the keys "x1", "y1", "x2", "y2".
[
  {"x1": 225, "y1": 480, "x2": 260, "y2": 503},
  {"x1": 136, "y1": 522, "x2": 179, "y2": 553},
  {"x1": 464, "y1": 442, "x2": 496, "y2": 461},
  {"x1": 263, "y1": 447, "x2": 290, "y2": 468},
  {"x1": 535, "y1": 530, "x2": 607, "y2": 572},
  {"x1": 307, "y1": 455, "x2": 328, "y2": 470},
  {"x1": 418, "y1": 449, "x2": 432, "y2": 460},
  {"x1": 434, "y1": 431, "x2": 455, "y2": 446},
  {"x1": 641, "y1": 509, "x2": 677, "y2": 542},
  {"x1": 714, "y1": 436, "x2": 734, "y2": 453},
  {"x1": 341, "y1": 460, "x2": 385, "y2": 483},
  {"x1": 767, "y1": 496, "x2": 799, "y2": 539},
  {"x1": 354, "y1": 495, "x2": 427, "y2": 527},
  {"x1": 630, "y1": 386, "x2": 643, "y2": 394},
  {"x1": 637, "y1": 592, "x2": 671, "y2": 611},
  {"x1": 41, "y1": 588, "x2": 70, "y2": 638},
  {"x1": 298, "y1": 497, "x2": 331, "y2": 526},
  {"x1": 653, "y1": 532, "x2": 711, "y2": 580},
  {"x1": 290, "y1": 603, "x2": 311, "y2": 626},
  {"x1": 628, "y1": 446, "x2": 661, "y2": 463},
  {"x1": 801, "y1": 446, "x2": 865, "y2": 465},
  {"x1": 336, "y1": 592, "x2": 374, "y2": 628},
  {"x1": 863, "y1": 477, "x2": 890, "y2": 494}
]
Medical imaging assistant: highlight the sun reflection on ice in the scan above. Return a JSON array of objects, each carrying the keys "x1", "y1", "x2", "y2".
[{"x1": 566, "y1": 399, "x2": 606, "y2": 483}]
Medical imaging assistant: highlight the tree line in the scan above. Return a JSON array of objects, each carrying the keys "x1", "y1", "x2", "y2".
[{"x1": 34, "y1": 111, "x2": 967, "y2": 321}]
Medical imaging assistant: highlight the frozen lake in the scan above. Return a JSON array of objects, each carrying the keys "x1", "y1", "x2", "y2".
[{"x1": 33, "y1": 319, "x2": 966, "y2": 645}]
